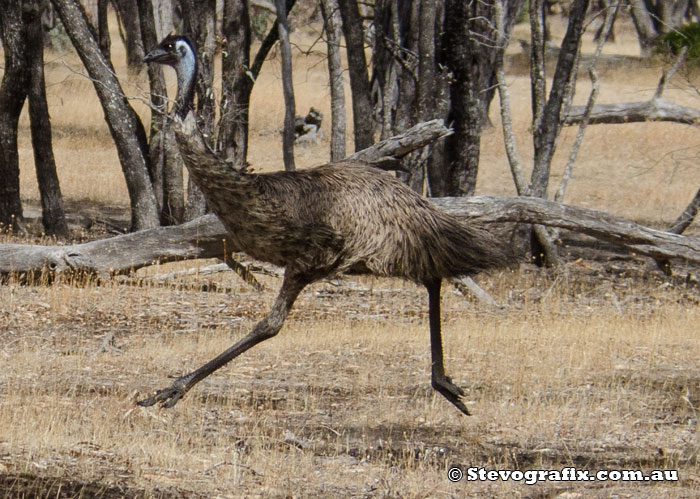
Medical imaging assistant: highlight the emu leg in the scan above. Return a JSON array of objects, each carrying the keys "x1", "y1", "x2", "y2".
[
  {"x1": 138, "y1": 271, "x2": 308, "y2": 408},
  {"x1": 426, "y1": 279, "x2": 470, "y2": 416}
]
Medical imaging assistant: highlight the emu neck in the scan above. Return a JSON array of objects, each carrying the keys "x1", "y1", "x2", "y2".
[{"x1": 174, "y1": 50, "x2": 196, "y2": 119}]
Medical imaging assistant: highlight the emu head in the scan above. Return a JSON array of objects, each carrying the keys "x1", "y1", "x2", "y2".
[
  {"x1": 144, "y1": 35, "x2": 197, "y2": 118},
  {"x1": 143, "y1": 34, "x2": 193, "y2": 67}
]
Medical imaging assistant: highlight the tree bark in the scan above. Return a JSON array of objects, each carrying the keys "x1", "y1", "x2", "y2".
[
  {"x1": 338, "y1": 0, "x2": 374, "y2": 151},
  {"x1": 219, "y1": 0, "x2": 252, "y2": 164},
  {"x1": 275, "y1": 0, "x2": 296, "y2": 171},
  {"x1": 320, "y1": 0, "x2": 346, "y2": 162},
  {"x1": 217, "y1": 0, "x2": 296, "y2": 165},
  {"x1": 26, "y1": 0, "x2": 69, "y2": 238},
  {"x1": 441, "y1": 0, "x2": 526, "y2": 197},
  {"x1": 565, "y1": 98, "x2": 700, "y2": 125},
  {"x1": 97, "y1": 0, "x2": 111, "y2": 59},
  {"x1": 111, "y1": 0, "x2": 144, "y2": 74},
  {"x1": 51, "y1": 0, "x2": 160, "y2": 231},
  {"x1": 138, "y1": 0, "x2": 184, "y2": 225},
  {"x1": 0, "y1": 0, "x2": 30, "y2": 234},
  {"x1": 179, "y1": 0, "x2": 217, "y2": 220},
  {"x1": 530, "y1": 0, "x2": 589, "y2": 200}
]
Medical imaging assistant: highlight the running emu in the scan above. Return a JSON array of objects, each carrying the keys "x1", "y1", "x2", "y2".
[{"x1": 139, "y1": 35, "x2": 508, "y2": 415}]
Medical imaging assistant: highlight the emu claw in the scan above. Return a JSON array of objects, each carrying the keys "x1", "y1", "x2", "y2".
[
  {"x1": 137, "y1": 383, "x2": 187, "y2": 408},
  {"x1": 432, "y1": 375, "x2": 470, "y2": 416}
]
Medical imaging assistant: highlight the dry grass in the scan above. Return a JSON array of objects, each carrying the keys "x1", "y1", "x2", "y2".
[
  {"x1": 1, "y1": 13, "x2": 700, "y2": 498},
  {"x1": 0, "y1": 267, "x2": 699, "y2": 497}
]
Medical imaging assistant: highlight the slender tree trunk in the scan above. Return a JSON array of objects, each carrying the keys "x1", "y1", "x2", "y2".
[
  {"x1": 530, "y1": 0, "x2": 589, "y2": 199},
  {"x1": 111, "y1": 0, "x2": 144, "y2": 74},
  {"x1": 51, "y1": 0, "x2": 159, "y2": 231},
  {"x1": 276, "y1": 0, "x2": 296, "y2": 171},
  {"x1": 526, "y1": 0, "x2": 589, "y2": 266},
  {"x1": 219, "y1": 0, "x2": 253, "y2": 164},
  {"x1": 218, "y1": 0, "x2": 296, "y2": 166},
  {"x1": 338, "y1": 0, "x2": 374, "y2": 151},
  {"x1": 180, "y1": 0, "x2": 216, "y2": 220},
  {"x1": 26, "y1": 0, "x2": 69, "y2": 238},
  {"x1": 97, "y1": 0, "x2": 111, "y2": 59},
  {"x1": 138, "y1": 0, "x2": 184, "y2": 225},
  {"x1": 0, "y1": 0, "x2": 30, "y2": 234},
  {"x1": 320, "y1": 0, "x2": 346, "y2": 162},
  {"x1": 628, "y1": 0, "x2": 658, "y2": 56},
  {"x1": 669, "y1": 186, "x2": 700, "y2": 235}
]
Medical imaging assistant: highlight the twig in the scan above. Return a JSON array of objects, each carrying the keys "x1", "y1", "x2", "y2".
[
  {"x1": 202, "y1": 460, "x2": 262, "y2": 476},
  {"x1": 654, "y1": 46, "x2": 687, "y2": 100}
]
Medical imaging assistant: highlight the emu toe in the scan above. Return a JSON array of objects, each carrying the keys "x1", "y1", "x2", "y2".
[
  {"x1": 138, "y1": 382, "x2": 187, "y2": 408},
  {"x1": 432, "y1": 375, "x2": 470, "y2": 416}
]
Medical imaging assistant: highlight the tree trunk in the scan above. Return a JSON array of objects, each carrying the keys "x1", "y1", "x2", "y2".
[
  {"x1": 111, "y1": 0, "x2": 144, "y2": 74},
  {"x1": 138, "y1": 0, "x2": 184, "y2": 225},
  {"x1": 51, "y1": 0, "x2": 160, "y2": 231},
  {"x1": 526, "y1": 0, "x2": 589, "y2": 266},
  {"x1": 530, "y1": 0, "x2": 590, "y2": 199},
  {"x1": 320, "y1": 0, "x2": 346, "y2": 162},
  {"x1": 628, "y1": 0, "x2": 659, "y2": 56},
  {"x1": 217, "y1": 0, "x2": 296, "y2": 165},
  {"x1": 0, "y1": 0, "x2": 30, "y2": 234},
  {"x1": 26, "y1": 0, "x2": 69, "y2": 238},
  {"x1": 97, "y1": 0, "x2": 110, "y2": 59},
  {"x1": 338, "y1": 0, "x2": 374, "y2": 151},
  {"x1": 417, "y1": 0, "x2": 447, "y2": 197},
  {"x1": 275, "y1": 0, "x2": 296, "y2": 171},
  {"x1": 441, "y1": 0, "x2": 526, "y2": 197},
  {"x1": 219, "y1": 0, "x2": 253, "y2": 164},
  {"x1": 179, "y1": 0, "x2": 216, "y2": 219}
]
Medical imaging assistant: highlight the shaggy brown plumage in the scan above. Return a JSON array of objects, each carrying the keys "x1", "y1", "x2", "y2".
[{"x1": 138, "y1": 35, "x2": 509, "y2": 415}]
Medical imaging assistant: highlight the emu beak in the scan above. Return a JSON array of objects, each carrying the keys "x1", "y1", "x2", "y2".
[{"x1": 143, "y1": 47, "x2": 168, "y2": 64}]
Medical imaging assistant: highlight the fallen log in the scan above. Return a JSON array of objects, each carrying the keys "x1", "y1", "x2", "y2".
[
  {"x1": 433, "y1": 196, "x2": 700, "y2": 263},
  {"x1": 2, "y1": 196, "x2": 698, "y2": 281},
  {"x1": 565, "y1": 97, "x2": 700, "y2": 126}
]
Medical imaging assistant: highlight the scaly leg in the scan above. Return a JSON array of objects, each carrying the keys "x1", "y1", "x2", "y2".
[
  {"x1": 426, "y1": 279, "x2": 470, "y2": 416},
  {"x1": 138, "y1": 271, "x2": 309, "y2": 408}
]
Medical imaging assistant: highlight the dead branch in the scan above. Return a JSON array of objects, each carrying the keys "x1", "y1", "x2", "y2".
[
  {"x1": 433, "y1": 196, "x2": 700, "y2": 263},
  {"x1": 566, "y1": 48, "x2": 697, "y2": 126}
]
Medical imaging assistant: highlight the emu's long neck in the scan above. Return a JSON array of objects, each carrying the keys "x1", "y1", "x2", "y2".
[{"x1": 174, "y1": 43, "x2": 197, "y2": 119}]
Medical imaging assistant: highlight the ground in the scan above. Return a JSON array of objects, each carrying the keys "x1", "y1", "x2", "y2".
[{"x1": 1, "y1": 9, "x2": 700, "y2": 499}]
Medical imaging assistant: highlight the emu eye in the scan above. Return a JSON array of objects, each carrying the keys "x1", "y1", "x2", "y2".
[{"x1": 165, "y1": 43, "x2": 172, "y2": 50}]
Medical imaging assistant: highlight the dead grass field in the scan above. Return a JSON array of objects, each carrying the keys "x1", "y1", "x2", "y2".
[{"x1": 1, "y1": 14, "x2": 700, "y2": 498}]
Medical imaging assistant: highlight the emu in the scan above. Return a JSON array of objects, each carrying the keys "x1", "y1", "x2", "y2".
[{"x1": 139, "y1": 35, "x2": 508, "y2": 415}]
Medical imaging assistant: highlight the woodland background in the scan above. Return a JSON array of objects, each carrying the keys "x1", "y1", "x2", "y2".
[{"x1": 0, "y1": 0, "x2": 699, "y2": 496}]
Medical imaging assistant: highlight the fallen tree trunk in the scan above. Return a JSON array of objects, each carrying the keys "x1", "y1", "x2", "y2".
[
  {"x1": 2, "y1": 196, "x2": 699, "y2": 281},
  {"x1": 565, "y1": 97, "x2": 700, "y2": 126},
  {"x1": 433, "y1": 196, "x2": 700, "y2": 263}
]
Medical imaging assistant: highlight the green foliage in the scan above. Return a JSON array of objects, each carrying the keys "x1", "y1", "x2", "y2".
[{"x1": 659, "y1": 23, "x2": 700, "y2": 61}]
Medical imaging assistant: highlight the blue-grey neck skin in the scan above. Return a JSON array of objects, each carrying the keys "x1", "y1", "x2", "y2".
[{"x1": 174, "y1": 40, "x2": 197, "y2": 119}]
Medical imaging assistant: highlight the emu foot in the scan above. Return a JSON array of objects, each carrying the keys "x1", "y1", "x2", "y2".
[
  {"x1": 432, "y1": 375, "x2": 471, "y2": 416},
  {"x1": 138, "y1": 378, "x2": 189, "y2": 408}
]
